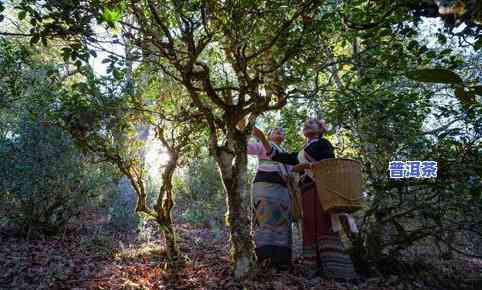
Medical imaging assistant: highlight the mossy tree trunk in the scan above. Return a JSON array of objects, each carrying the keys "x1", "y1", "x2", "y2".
[
  {"x1": 155, "y1": 154, "x2": 180, "y2": 261},
  {"x1": 212, "y1": 128, "x2": 256, "y2": 280}
]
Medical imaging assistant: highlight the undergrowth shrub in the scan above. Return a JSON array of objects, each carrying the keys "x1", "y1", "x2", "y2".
[
  {"x1": 174, "y1": 156, "x2": 226, "y2": 228},
  {"x1": 0, "y1": 118, "x2": 117, "y2": 236}
]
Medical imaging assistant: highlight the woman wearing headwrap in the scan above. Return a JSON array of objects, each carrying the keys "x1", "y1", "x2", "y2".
[
  {"x1": 248, "y1": 127, "x2": 292, "y2": 269},
  {"x1": 252, "y1": 119, "x2": 358, "y2": 280}
]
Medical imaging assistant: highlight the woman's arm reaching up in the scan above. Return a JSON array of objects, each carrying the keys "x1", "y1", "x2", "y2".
[
  {"x1": 251, "y1": 127, "x2": 272, "y2": 154},
  {"x1": 252, "y1": 127, "x2": 299, "y2": 165}
]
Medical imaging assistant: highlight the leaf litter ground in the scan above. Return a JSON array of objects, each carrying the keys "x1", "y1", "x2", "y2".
[{"x1": 1, "y1": 208, "x2": 480, "y2": 289}]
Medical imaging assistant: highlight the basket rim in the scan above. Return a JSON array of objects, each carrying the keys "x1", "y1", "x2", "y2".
[{"x1": 312, "y1": 158, "x2": 361, "y2": 169}]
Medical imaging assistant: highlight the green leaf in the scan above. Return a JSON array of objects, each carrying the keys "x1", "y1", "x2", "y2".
[
  {"x1": 470, "y1": 85, "x2": 482, "y2": 96},
  {"x1": 439, "y1": 48, "x2": 452, "y2": 56},
  {"x1": 113, "y1": 68, "x2": 124, "y2": 80},
  {"x1": 102, "y1": 7, "x2": 122, "y2": 26},
  {"x1": 437, "y1": 34, "x2": 447, "y2": 45},
  {"x1": 406, "y1": 69, "x2": 463, "y2": 84},
  {"x1": 418, "y1": 45, "x2": 428, "y2": 54},
  {"x1": 425, "y1": 51, "x2": 436, "y2": 59},
  {"x1": 474, "y1": 37, "x2": 482, "y2": 51},
  {"x1": 407, "y1": 40, "x2": 418, "y2": 51},
  {"x1": 61, "y1": 47, "x2": 72, "y2": 62},
  {"x1": 30, "y1": 34, "x2": 40, "y2": 45},
  {"x1": 18, "y1": 11, "x2": 26, "y2": 20}
]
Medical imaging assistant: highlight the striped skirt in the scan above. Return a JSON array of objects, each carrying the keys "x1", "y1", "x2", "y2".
[
  {"x1": 252, "y1": 181, "x2": 292, "y2": 267},
  {"x1": 301, "y1": 180, "x2": 358, "y2": 280}
]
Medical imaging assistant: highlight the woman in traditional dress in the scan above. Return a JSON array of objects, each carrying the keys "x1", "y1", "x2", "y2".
[
  {"x1": 248, "y1": 127, "x2": 292, "y2": 269},
  {"x1": 252, "y1": 119, "x2": 358, "y2": 280}
]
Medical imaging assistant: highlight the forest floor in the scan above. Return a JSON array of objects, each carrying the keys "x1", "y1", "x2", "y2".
[{"x1": 1, "y1": 208, "x2": 481, "y2": 290}]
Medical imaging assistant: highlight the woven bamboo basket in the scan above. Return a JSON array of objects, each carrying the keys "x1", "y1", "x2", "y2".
[{"x1": 311, "y1": 158, "x2": 362, "y2": 214}]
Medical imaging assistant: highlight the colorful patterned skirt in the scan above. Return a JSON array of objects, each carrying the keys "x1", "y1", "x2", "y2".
[
  {"x1": 252, "y1": 181, "x2": 292, "y2": 267},
  {"x1": 300, "y1": 179, "x2": 358, "y2": 280}
]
